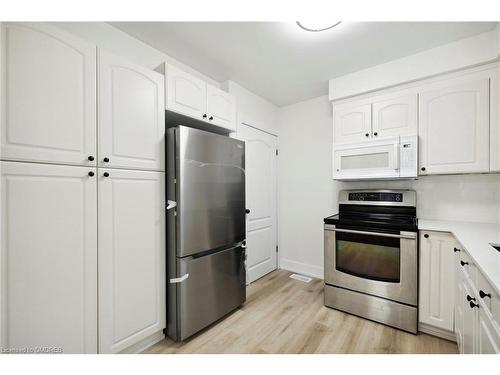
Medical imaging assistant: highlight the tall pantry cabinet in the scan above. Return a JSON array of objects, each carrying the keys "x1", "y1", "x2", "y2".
[{"x1": 0, "y1": 23, "x2": 166, "y2": 353}]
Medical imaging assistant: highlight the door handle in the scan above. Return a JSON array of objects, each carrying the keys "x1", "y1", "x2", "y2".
[
  {"x1": 170, "y1": 273, "x2": 189, "y2": 284},
  {"x1": 326, "y1": 227, "x2": 416, "y2": 239}
]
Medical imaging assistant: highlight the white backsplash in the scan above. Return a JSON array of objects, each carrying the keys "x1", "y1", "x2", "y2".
[{"x1": 338, "y1": 173, "x2": 500, "y2": 224}]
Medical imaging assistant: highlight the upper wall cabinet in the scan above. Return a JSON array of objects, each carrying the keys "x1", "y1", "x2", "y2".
[
  {"x1": 206, "y1": 85, "x2": 236, "y2": 131},
  {"x1": 333, "y1": 102, "x2": 371, "y2": 144},
  {"x1": 490, "y1": 74, "x2": 500, "y2": 172},
  {"x1": 333, "y1": 92, "x2": 417, "y2": 144},
  {"x1": 0, "y1": 22, "x2": 97, "y2": 166},
  {"x1": 418, "y1": 75, "x2": 490, "y2": 175},
  {"x1": 164, "y1": 64, "x2": 236, "y2": 132},
  {"x1": 98, "y1": 50, "x2": 165, "y2": 171},
  {"x1": 372, "y1": 93, "x2": 417, "y2": 138},
  {"x1": 166, "y1": 64, "x2": 207, "y2": 120}
]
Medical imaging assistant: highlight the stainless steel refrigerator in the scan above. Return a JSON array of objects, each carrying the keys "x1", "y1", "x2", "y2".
[{"x1": 166, "y1": 126, "x2": 246, "y2": 341}]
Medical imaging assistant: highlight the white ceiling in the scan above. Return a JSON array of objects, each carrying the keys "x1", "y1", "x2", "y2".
[{"x1": 110, "y1": 22, "x2": 497, "y2": 106}]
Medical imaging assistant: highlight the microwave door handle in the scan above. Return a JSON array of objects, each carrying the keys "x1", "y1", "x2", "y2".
[{"x1": 326, "y1": 227, "x2": 416, "y2": 239}]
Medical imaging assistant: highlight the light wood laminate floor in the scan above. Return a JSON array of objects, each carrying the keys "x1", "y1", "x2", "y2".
[{"x1": 145, "y1": 270, "x2": 458, "y2": 354}]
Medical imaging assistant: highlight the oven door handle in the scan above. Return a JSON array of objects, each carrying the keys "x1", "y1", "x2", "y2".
[{"x1": 325, "y1": 226, "x2": 416, "y2": 239}]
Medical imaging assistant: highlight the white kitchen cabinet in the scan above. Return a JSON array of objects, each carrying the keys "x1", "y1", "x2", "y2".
[
  {"x1": 333, "y1": 101, "x2": 371, "y2": 144},
  {"x1": 477, "y1": 304, "x2": 500, "y2": 354},
  {"x1": 98, "y1": 169, "x2": 165, "y2": 354},
  {"x1": 98, "y1": 50, "x2": 165, "y2": 171},
  {"x1": 490, "y1": 74, "x2": 500, "y2": 172},
  {"x1": 0, "y1": 22, "x2": 97, "y2": 166},
  {"x1": 461, "y1": 274, "x2": 478, "y2": 354},
  {"x1": 0, "y1": 161, "x2": 98, "y2": 353},
  {"x1": 206, "y1": 84, "x2": 236, "y2": 131},
  {"x1": 419, "y1": 231, "x2": 456, "y2": 334},
  {"x1": 164, "y1": 64, "x2": 236, "y2": 132},
  {"x1": 418, "y1": 75, "x2": 490, "y2": 175},
  {"x1": 166, "y1": 64, "x2": 207, "y2": 120},
  {"x1": 372, "y1": 93, "x2": 417, "y2": 138}
]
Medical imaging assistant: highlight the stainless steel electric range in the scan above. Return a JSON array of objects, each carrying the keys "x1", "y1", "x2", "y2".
[{"x1": 323, "y1": 189, "x2": 418, "y2": 334}]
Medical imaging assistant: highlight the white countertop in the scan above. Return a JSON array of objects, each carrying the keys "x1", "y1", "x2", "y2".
[{"x1": 418, "y1": 219, "x2": 500, "y2": 295}]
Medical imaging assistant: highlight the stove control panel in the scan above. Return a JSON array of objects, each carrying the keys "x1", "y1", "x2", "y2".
[{"x1": 348, "y1": 192, "x2": 403, "y2": 202}]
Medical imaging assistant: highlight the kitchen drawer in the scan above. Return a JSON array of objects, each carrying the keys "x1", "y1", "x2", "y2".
[
  {"x1": 476, "y1": 270, "x2": 500, "y2": 328},
  {"x1": 456, "y1": 250, "x2": 477, "y2": 284}
]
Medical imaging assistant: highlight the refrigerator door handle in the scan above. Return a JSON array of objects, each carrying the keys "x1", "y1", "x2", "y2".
[
  {"x1": 166, "y1": 200, "x2": 177, "y2": 210},
  {"x1": 170, "y1": 273, "x2": 189, "y2": 284}
]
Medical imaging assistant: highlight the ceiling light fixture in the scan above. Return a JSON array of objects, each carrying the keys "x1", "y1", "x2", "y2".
[{"x1": 296, "y1": 21, "x2": 341, "y2": 32}]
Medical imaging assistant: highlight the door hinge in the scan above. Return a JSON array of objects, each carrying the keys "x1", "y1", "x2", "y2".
[
  {"x1": 276, "y1": 245, "x2": 279, "y2": 253},
  {"x1": 276, "y1": 149, "x2": 278, "y2": 156}
]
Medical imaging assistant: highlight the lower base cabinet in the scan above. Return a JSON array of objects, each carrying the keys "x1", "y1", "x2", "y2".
[
  {"x1": 0, "y1": 162, "x2": 98, "y2": 353},
  {"x1": 98, "y1": 169, "x2": 165, "y2": 353},
  {"x1": 420, "y1": 229, "x2": 500, "y2": 354},
  {"x1": 0, "y1": 162, "x2": 166, "y2": 354}
]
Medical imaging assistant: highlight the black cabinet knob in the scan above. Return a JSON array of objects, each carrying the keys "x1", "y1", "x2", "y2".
[
  {"x1": 373, "y1": 132, "x2": 378, "y2": 136},
  {"x1": 88, "y1": 156, "x2": 95, "y2": 161},
  {"x1": 202, "y1": 114, "x2": 207, "y2": 119},
  {"x1": 421, "y1": 167, "x2": 426, "y2": 171},
  {"x1": 424, "y1": 234, "x2": 429, "y2": 238},
  {"x1": 469, "y1": 301, "x2": 479, "y2": 309},
  {"x1": 103, "y1": 157, "x2": 110, "y2": 163},
  {"x1": 365, "y1": 133, "x2": 369, "y2": 137},
  {"x1": 479, "y1": 290, "x2": 491, "y2": 299},
  {"x1": 103, "y1": 172, "x2": 109, "y2": 177},
  {"x1": 460, "y1": 260, "x2": 469, "y2": 267},
  {"x1": 466, "y1": 294, "x2": 476, "y2": 302},
  {"x1": 209, "y1": 116, "x2": 214, "y2": 121},
  {"x1": 245, "y1": 209, "x2": 250, "y2": 214},
  {"x1": 88, "y1": 171, "x2": 95, "y2": 177},
  {"x1": 454, "y1": 247, "x2": 461, "y2": 252}
]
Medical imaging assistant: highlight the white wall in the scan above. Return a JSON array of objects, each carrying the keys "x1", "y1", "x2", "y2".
[
  {"x1": 329, "y1": 26, "x2": 500, "y2": 100},
  {"x1": 277, "y1": 95, "x2": 336, "y2": 278},
  {"x1": 54, "y1": 22, "x2": 220, "y2": 86},
  {"x1": 277, "y1": 94, "x2": 500, "y2": 278}
]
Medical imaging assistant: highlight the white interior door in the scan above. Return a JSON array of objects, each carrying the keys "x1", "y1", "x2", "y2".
[
  {"x1": 238, "y1": 123, "x2": 277, "y2": 283},
  {"x1": 98, "y1": 168, "x2": 165, "y2": 353},
  {"x1": 1, "y1": 161, "x2": 98, "y2": 353}
]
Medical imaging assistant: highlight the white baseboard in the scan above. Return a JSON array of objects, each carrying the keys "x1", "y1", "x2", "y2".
[
  {"x1": 279, "y1": 258, "x2": 323, "y2": 280},
  {"x1": 119, "y1": 330, "x2": 165, "y2": 354},
  {"x1": 418, "y1": 322, "x2": 456, "y2": 342}
]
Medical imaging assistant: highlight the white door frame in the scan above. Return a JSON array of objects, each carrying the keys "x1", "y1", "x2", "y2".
[{"x1": 234, "y1": 113, "x2": 279, "y2": 281}]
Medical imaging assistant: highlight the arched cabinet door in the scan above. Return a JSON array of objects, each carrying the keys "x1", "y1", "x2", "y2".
[
  {"x1": 1, "y1": 22, "x2": 97, "y2": 166},
  {"x1": 372, "y1": 93, "x2": 417, "y2": 138},
  {"x1": 166, "y1": 64, "x2": 207, "y2": 120},
  {"x1": 206, "y1": 85, "x2": 236, "y2": 131},
  {"x1": 98, "y1": 50, "x2": 165, "y2": 171},
  {"x1": 418, "y1": 75, "x2": 489, "y2": 175},
  {"x1": 333, "y1": 101, "x2": 372, "y2": 144}
]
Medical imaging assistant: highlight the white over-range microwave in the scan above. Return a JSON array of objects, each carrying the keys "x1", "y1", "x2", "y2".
[{"x1": 332, "y1": 136, "x2": 418, "y2": 180}]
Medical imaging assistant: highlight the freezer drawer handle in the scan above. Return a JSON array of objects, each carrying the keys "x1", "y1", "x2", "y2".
[
  {"x1": 170, "y1": 273, "x2": 189, "y2": 284},
  {"x1": 166, "y1": 200, "x2": 177, "y2": 210}
]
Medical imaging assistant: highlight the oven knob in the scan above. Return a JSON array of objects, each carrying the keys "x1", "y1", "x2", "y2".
[{"x1": 395, "y1": 196, "x2": 401, "y2": 201}]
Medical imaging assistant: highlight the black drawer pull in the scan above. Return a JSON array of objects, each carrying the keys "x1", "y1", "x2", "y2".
[
  {"x1": 424, "y1": 234, "x2": 429, "y2": 238},
  {"x1": 479, "y1": 290, "x2": 491, "y2": 299},
  {"x1": 466, "y1": 294, "x2": 476, "y2": 302},
  {"x1": 453, "y1": 247, "x2": 461, "y2": 252},
  {"x1": 469, "y1": 301, "x2": 479, "y2": 309},
  {"x1": 460, "y1": 260, "x2": 468, "y2": 266}
]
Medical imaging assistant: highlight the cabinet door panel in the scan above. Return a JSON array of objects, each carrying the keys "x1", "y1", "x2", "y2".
[
  {"x1": 1, "y1": 162, "x2": 97, "y2": 353},
  {"x1": 372, "y1": 93, "x2": 417, "y2": 138},
  {"x1": 166, "y1": 64, "x2": 206, "y2": 120},
  {"x1": 477, "y1": 307, "x2": 500, "y2": 354},
  {"x1": 206, "y1": 85, "x2": 236, "y2": 131},
  {"x1": 461, "y1": 277, "x2": 477, "y2": 354},
  {"x1": 98, "y1": 50, "x2": 165, "y2": 171},
  {"x1": 98, "y1": 169, "x2": 165, "y2": 353},
  {"x1": 490, "y1": 75, "x2": 500, "y2": 172},
  {"x1": 333, "y1": 102, "x2": 371, "y2": 144},
  {"x1": 419, "y1": 76, "x2": 489, "y2": 174},
  {"x1": 419, "y1": 231, "x2": 455, "y2": 332},
  {"x1": 1, "y1": 23, "x2": 96, "y2": 166}
]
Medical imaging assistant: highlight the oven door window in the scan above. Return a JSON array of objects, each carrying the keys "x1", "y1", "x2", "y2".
[{"x1": 335, "y1": 230, "x2": 400, "y2": 283}]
